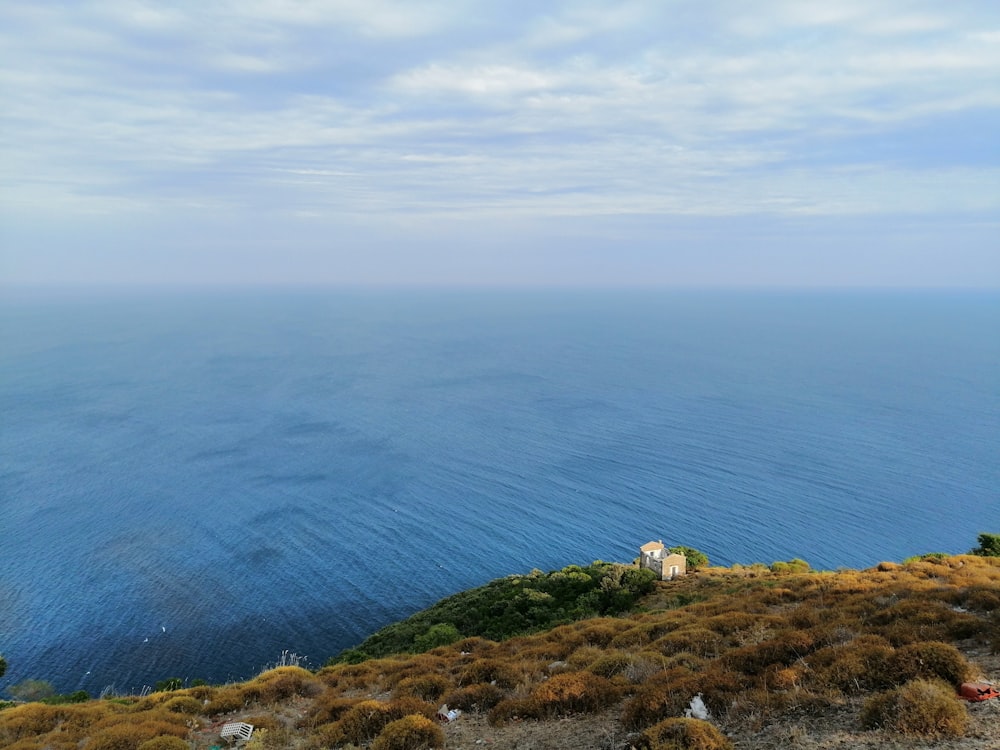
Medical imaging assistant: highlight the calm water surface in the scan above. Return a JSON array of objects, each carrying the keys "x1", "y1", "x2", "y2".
[{"x1": 1, "y1": 288, "x2": 998, "y2": 694}]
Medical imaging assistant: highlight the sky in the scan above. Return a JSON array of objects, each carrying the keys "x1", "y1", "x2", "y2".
[{"x1": 1, "y1": 0, "x2": 999, "y2": 287}]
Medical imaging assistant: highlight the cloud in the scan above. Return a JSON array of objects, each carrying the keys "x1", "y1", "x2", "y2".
[{"x1": 1, "y1": 1, "x2": 998, "y2": 285}]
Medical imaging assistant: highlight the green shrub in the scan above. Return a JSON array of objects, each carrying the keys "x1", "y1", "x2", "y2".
[
  {"x1": 860, "y1": 679, "x2": 968, "y2": 737},
  {"x1": 371, "y1": 714, "x2": 444, "y2": 750},
  {"x1": 769, "y1": 559, "x2": 810, "y2": 574},
  {"x1": 637, "y1": 717, "x2": 733, "y2": 750},
  {"x1": 969, "y1": 532, "x2": 1000, "y2": 557},
  {"x1": 669, "y1": 546, "x2": 709, "y2": 569}
]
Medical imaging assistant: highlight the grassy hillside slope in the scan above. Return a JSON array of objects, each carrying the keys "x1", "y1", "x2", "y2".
[{"x1": 2, "y1": 554, "x2": 999, "y2": 750}]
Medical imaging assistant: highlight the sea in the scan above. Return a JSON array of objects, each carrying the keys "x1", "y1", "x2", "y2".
[{"x1": 1, "y1": 287, "x2": 998, "y2": 696}]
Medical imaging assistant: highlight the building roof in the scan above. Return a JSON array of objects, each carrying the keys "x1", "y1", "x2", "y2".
[{"x1": 640, "y1": 540, "x2": 665, "y2": 552}]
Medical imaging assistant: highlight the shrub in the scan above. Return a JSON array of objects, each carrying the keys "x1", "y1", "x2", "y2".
[
  {"x1": 653, "y1": 628, "x2": 723, "y2": 658},
  {"x1": 0, "y1": 704, "x2": 64, "y2": 739},
  {"x1": 441, "y1": 683, "x2": 505, "y2": 713},
  {"x1": 334, "y1": 701, "x2": 398, "y2": 746},
  {"x1": 669, "y1": 546, "x2": 709, "y2": 570},
  {"x1": 970, "y1": 532, "x2": 1000, "y2": 557},
  {"x1": 809, "y1": 637, "x2": 894, "y2": 693},
  {"x1": 860, "y1": 679, "x2": 968, "y2": 737},
  {"x1": 334, "y1": 699, "x2": 432, "y2": 746},
  {"x1": 888, "y1": 641, "x2": 973, "y2": 686},
  {"x1": 725, "y1": 632, "x2": 815, "y2": 675},
  {"x1": 243, "y1": 666, "x2": 318, "y2": 704},
  {"x1": 487, "y1": 698, "x2": 542, "y2": 725},
  {"x1": 136, "y1": 738, "x2": 189, "y2": 750},
  {"x1": 205, "y1": 686, "x2": 246, "y2": 715},
  {"x1": 161, "y1": 696, "x2": 202, "y2": 715},
  {"x1": 529, "y1": 672, "x2": 619, "y2": 716},
  {"x1": 962, "y1": 586, "x2": 1000, "y2": 612},
  {"x1": 8, "y1": 680, "x2": 56, "y2": 702},
  {"x1": 83, "y1": 720, "x2": 188, "y2": 750},
  {"x1": 770, "y1": 559, "x2": 810, "y2": 574},
  {"x1": 371, "y1": 714, "x2": 443, "y2": 750},
  {"x1": 413, "y1": 623, "x2": 462, "y2": 652},
  {"x1": 303, "y1": 692, "x2": 360, "y2": 727},
  {"x1": 393, "y1": 674, "x2": 451, "y2": 702},
  {"x1": 621, "y1": 668, "x2": 697, "y2": 729},
  {"x1": 587, "y1": 651, "x2": 636, "y2": 678},
  {"x1": 457, "y1": 659, "x2": 519, "y2": 689},
  {"x1": 637, "y1": 717, "x2": 733, "y2": 750}
]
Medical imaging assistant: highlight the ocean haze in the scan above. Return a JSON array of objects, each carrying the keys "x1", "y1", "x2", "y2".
[{"x1": 1, "y1": 288, "x2": 998, "y2": 695}]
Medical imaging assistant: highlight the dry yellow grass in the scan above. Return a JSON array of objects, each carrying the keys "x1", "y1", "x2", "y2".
[{"x1": 2, "y1": 554, "x2": 998, "y2": 749}]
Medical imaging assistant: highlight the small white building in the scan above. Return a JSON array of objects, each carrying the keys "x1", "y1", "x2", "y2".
[{"x1": 639, "y1": 540, "x2": 687, "y2": 580}]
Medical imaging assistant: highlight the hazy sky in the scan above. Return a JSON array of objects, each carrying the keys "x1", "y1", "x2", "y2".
[{"x1": 2, "y1": 1, "x2": 998, "y2": 287}]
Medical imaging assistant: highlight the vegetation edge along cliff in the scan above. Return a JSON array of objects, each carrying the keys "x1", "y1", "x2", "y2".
[{"x1": 1, "y1": 533, "x2": 998, "y2": 750}]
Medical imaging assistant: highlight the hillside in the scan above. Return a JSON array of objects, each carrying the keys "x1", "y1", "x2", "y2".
[{"x1": 2, "y1": 553, "x2": 999, "y2": 750}]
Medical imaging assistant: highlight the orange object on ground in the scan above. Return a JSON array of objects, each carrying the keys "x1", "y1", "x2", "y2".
[{"x1": 959, "y1": 682, "x2": 1000, "y2": 701}]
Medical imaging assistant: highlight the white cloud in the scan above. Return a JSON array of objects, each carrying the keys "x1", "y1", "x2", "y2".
[{"x1": 1, "y1": 0, "x2": 998, "y2": 237}]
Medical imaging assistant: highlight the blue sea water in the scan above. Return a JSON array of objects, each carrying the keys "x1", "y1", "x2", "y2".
[{"x1": 1, "y1": 288, "x2": 998, "y2": 695}]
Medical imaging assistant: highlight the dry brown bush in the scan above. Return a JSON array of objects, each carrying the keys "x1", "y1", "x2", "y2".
[
  {"x1": 621, "y1": 667, "x2": 698, "y2": 729},
  {"x1": 448, "y1": 636, "x2": 496, "y2": 655},
  {"x1": 653, "y1": 628, "x2": 723, "y2": 658},
  {"x1": 456, "y1": 658, "x2": 519, "y2": 689},
  {"x1": 441, "y1": 682, "x2": 505, "y2": 713},
  {"x1": 332, "y1": 700, "x2": 401, "y2": 746},
  {"x1": 860, "y1": 678, "x2": 968, "y2": 737},
  {"x1": 0, "y1": 703, "x2": 66, "y2": 740},
  {"x1": 204, "y1": 685, "x2": 246, "y2": 715},
  {"x1": 161, "y1": 696, "x2": 202, "y2": 714},
  {"x1": 317, "y1": 661, "x2": 381, "y2": 691},
  {"x1": 808, "y1": 636, "x2": 894, "y2": 693},
  {"x1": 392, "y1": 674, "x2": 451, "y2": 702},
  {"x1": 636, "y1": 717, "x2": 733, "y2": 750},
  {"x1": 83, "y1": 719, "x2": 188, "y2": 750},
  {"x1": 303, "y1": 691, "x2": 361, "y2": 727},
  {"x1": 135, "y1": 737, "x2": 189, "y2": 750},
  {"x1": 333, "y1": 698, "x2": 433, "y2": 746},
  {"x1": 577, "y1": 620, "x2": 629, "y2": 646},
  {"x1": 487, "y1": 697, "x2": 543, "y2": 725},
  {"x1": 961, "y1": 586, "x2": 1000, "y2": 612},
  {"x1": 887, "y1": 641, "x2": 974, "y2": 685},
  {"x1": 243, "y1": 666, "x2": 319, "y2": 704},
  {"x1": 370, "y1": 714, "x2": 444, "y2": 750},
  {"x1": 586, "y1": 651, "x2": 636, "y2": 678},
  {"x1": 381, "y1": 655, "x2": 448, "y2": 689},
  {"x1": 529, "y1": 671, "x2": 619, "y2": 716},
  {"x1": 242, "y1": 713, "x2": 284, "y2": 733},
  {"x1": 724, "y1": 630, "x2": 816, "y2": 676}
]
